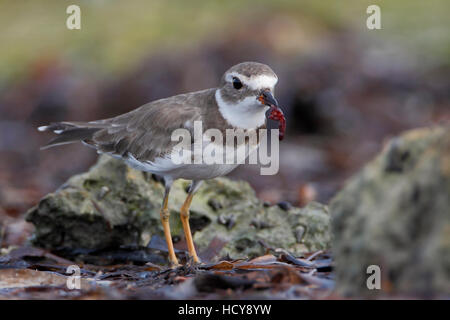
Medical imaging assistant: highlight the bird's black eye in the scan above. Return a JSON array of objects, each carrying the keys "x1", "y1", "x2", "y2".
[{"x1": 232, "y1": 77, "x2": 243, "y2": 90}]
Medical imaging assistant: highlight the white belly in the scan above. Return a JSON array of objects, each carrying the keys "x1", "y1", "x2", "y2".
[
  {"x1": 123, "y1": 154, "x2": 239, "y2": 180},
  {"x1": 121, "y1": 141, "x2": 259, "y2": 181}
]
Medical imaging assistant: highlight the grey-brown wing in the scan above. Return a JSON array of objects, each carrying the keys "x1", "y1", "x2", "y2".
[{"x1": 88, "y1": 95, "x2": 202, "y2": 162}]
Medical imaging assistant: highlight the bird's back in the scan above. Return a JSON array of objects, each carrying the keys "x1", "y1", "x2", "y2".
[{"x1": 39, "y1": 88, "x2": 216, "y2": 163}]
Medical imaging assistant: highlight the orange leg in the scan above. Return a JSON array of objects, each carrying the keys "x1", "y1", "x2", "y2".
[
  {"x1": 160, "y1": 186, "x2": 179, "y2": 267},
  {"x1": 180, "y1": 183, "x2": 201, "y2": 263}
]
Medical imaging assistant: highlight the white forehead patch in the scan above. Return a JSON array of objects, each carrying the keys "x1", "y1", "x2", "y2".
[{"x1": 226, "y1": 72, "x2": 278, "y2": 90}]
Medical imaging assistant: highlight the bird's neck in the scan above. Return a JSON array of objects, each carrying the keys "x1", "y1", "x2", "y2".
[{"x1": 214, "y1": 89, "x2": 268, "y2": 129}]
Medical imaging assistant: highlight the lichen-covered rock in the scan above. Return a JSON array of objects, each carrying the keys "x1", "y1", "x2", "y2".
[
  {"x1": 330, "y1": 126, "x2": 450, "y2": 297},
  {"x1": 26, "y1": 155, "x2": 330, "y2": 260}
]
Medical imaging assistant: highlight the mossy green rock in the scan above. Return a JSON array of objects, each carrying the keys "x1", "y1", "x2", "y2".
[
  {"x1": 331, "y1": 126, "x2": 450, "y2": 297},
  {"x1": 26, "y1": 155, "x2": 330, "y2": 259}
]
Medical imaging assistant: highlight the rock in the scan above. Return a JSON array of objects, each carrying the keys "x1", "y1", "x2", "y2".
[
  {"x1": 26, "y1": 155, "x2": 330, "y2": 260},
  {"x1": 330, "y1": 126, "x2": 450, "y2": 297}
]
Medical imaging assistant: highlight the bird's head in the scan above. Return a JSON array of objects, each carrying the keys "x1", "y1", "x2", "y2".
[{"x1": 215, "y1": 62, "x2": 278, "y2": 129}]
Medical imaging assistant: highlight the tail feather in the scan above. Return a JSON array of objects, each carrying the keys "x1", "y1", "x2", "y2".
[{"x1": 38, "y1": 122, "x2": 103, "y2": 149}]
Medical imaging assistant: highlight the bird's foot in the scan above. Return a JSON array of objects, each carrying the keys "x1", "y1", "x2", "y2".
[
  {"x1": 185, "y1": 255, "x2": 203, "y2": 268},
  {"x1": 168, "y1": 258, "x2": 181, "y2": 269}
]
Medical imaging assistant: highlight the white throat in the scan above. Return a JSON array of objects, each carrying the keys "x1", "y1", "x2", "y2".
[{"x1": 215, "y1": 89, "x2": 268, "y2": 129}]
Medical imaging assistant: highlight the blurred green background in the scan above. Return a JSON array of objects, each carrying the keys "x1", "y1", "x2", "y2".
[
  {"x1": 1, "y1": 0, "x2": 449, "y2": 81},
  {"x1": 0, "y1": 0, "x2": 449, "y2": 234}
]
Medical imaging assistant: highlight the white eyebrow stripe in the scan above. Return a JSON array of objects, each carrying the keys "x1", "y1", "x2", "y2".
[{"x1": 226, "y1": 72, "x2": 278, "y2": 90}]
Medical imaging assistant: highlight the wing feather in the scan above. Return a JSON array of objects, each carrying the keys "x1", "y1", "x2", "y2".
[
  {"x1": 90, "y1": 92, "x2": 205, "y2": 162},
  {"x1": 39, "y1": 89, "x2": 213, "y2": 160}
]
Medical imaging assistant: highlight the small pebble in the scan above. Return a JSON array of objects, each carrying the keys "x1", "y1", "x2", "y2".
[
  {"x1": 98, "y1": 186, "x2": 110, "y2": 199},
  {"x1": 295, "y1": 226, "x2": 306, "y2": 243},
  {"x1": 208, "y1": 199, "x2": 223, "y2": 211},
  {"x1": 277, "y1": 201, "x2": 292, "y2": 211},
  {"x1": 217, "y1": 214, "x2": 235, "y2": 229},
  {"x1": 250, "y1": 219, "x2": 271, "y2": 229}
]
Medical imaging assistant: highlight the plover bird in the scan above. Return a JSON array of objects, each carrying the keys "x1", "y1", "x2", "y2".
[{"x1": 38, "y1": 62, "x2": 284, "y2": 266}]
